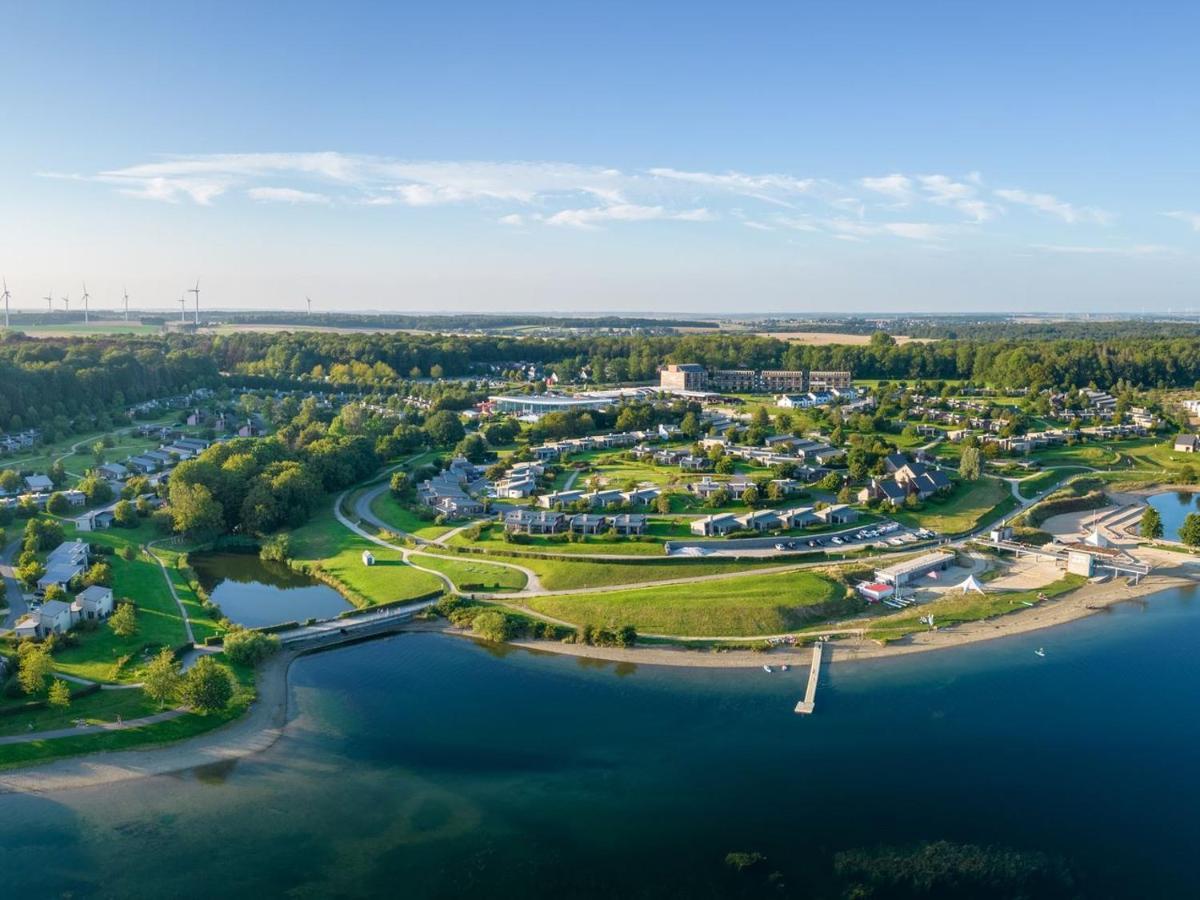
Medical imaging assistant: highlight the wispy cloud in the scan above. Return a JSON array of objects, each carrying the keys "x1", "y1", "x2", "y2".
[
  {"x1": 1164, "y1": 210, "x2": 1200, "y2": 231},
  {"x1": 44, "y1": 153, "x2": 1122, "y2": 245},
  {"x1": 996, "y1": 188, "x2": 1113, "y2": 224},
  {"x1": 544, "y1": 204, "x2": 714, "y2": 229},
  {"x1": 246, "y1": 187, "x2": 330, "y2": 204}
]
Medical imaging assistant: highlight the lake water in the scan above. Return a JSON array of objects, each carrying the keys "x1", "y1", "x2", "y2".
[
  {"x1": 190, "y1": 551, "x2": 351, "y2": 628},
  {"x1": 2, "y1": 587, "x2": 1200, "y2": 898},
  {"x1": 1144, "y1": 489, "x2": 1200, "y2": 541}
]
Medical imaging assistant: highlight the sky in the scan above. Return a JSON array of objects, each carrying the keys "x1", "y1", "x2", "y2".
[{"x1": 2, "y1": 0, "x2": 1199, "y2": 316}]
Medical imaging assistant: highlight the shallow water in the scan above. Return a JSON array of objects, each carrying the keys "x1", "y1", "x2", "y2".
[
  {"x1": 1144, "y1": 489, "x2": 1200, "y2": 541},
  {"x1": 190, "y1": 551, "x2": 350, "y2": 627},
  {"x1": 2, "y1": 586, "x2": 1199, "y2": 898}
]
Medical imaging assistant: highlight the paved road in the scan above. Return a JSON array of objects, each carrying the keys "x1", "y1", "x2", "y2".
[{"x1": 0, "y1": 536, "x2": 28, "y2": 630}]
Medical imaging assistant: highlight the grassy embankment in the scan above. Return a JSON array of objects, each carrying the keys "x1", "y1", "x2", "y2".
[
  {"x1": 0, "y1": 659, "x2": 256, "y2": 771},
  {"x1": 520, "y1": 569, "x2": 852, "y2": 636},
  {"x1": 893, "y1": 477, "x2": 1016, "y2": 536}
]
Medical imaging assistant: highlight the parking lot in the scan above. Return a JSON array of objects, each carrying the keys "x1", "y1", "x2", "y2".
[{"x1": 664, "y1": 520, "x2": 935, "y2": 558}]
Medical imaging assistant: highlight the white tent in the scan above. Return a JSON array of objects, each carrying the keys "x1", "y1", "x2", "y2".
[
  {"x1": 957, "y1": 574, "x2": 986, "y2": 594},
  {"x1": 1084, "y1": 528, "x2": 1110, "y2": 548}
]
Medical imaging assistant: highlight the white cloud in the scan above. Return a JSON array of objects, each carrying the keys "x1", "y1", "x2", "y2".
[
  {"x1": 996, "y1": 188, "x2": 1112, "y2": 224},
  {"x1": 246, "y1": 187, "x2": 330, "y2": 204},
  {"x1": 648, "y1": 167, "x2": 814, "y2": 205},
  {"x1": 544, "y1": 204, "x2": 714, "y2": 229},
  {"x1": 918, "y1": 174, "x2": 997, "y2": 222},
  {"x1": 1164, "y1": 210, "x2": 1200, "y2": 231},
  {"x1": 498, "y1": 213, "x2": 525, "y2": 226},
  {"x1": 860, "y1": 174, "x2": 913, "y2": 201}
]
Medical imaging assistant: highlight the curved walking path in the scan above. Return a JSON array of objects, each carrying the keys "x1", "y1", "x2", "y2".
[
  {"x1": 0, "y1": 707, "x2": 186, "y2": 746},
  {"x1": 0, "y1": 649, "x2": 296, "y2": 794},
  {"x1": 145, "y1": 539, "x2": 196, "y2": 645},
  {"x1": 349, "y1": 481, "x2": 544, "y2": 592}
]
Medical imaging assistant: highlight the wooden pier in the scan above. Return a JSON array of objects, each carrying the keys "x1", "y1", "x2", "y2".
[{"x1": 794, "y1": 641, "x2": 823, "y2": 715}]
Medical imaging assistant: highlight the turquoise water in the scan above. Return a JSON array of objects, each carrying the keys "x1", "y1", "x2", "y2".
[
  {"x1": 1145, "y1": 489, "x2": 1200, "y2": 541},
  {"x1": 190, "y1": 551, "x2": 351, "y2": 627},
  {"x1": 3, "y1": 587, "x2": 1200, "y2": 898}
]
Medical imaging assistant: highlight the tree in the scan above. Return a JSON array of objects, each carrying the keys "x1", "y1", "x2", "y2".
[
  {"x1": 1179, "y1": 512, "x2": 1200, "y2": 547},
  {"x1": 48, "y1": 460, "x2": 67, "y2": 488},
  {"x1": 142, "y1": 648, "x2": 183, "y2": 708},
  {"x1": 179, "y1": 656, "x2": 235, "y2": 712},
  {"x1": 741, "y1": 485, "x2": 760, "y2": 507},
  {"x1": 84, "y1": 561, "x2": 113, "y2": 587},
  {"x1": 715, "y1": 456, "x2": 735, "y2": 475},
  {"x1": 1140, "y1": 506, "x2": 1164, "y2": 541},
  {"x1": 655, "y1": 492, "x2": 672, "y2": 514},
  {"x1": 42, "y1": 583, "x2": 67, "y2": 603},
  {"x1": 112, "y1": 499, "x2": 137, "y2": 527},
  {"x1": 169, "y1": 481, "x2": 224, "y2": 539},
  {"x1": 222, "y1": 627, "x2": 280, "y2": 666},
  {"x1": 16, "y1": 560, "x2": 45, "y2": 591},
  {"x1": 0, "y1": 469, "x2": 21, "y2": 493},
  {"x1": 389, "y1": 470, "x2": 410, "y2": 496},
  {"x1": 424, "y1": 410, "x2": 465, "y2": 448},
  {"x1": 80, "y1": 475, "x2": 114, "y2": 505},
  {"x1": 48, "y1": 679, "x2": 72, "y2": 709},
  {"x1": 453, "y1": 432, "x2": 490, "y2": 463},
  {"x1": 17, "y1": 644, "x2": 54, "y2": 695},
  {"x1": 679, "y1": 411, "x2": 701, "y2": 439},
  {"x1": 472, "y1": 610, "x2": 518, "y2": 642},
  {"x1": 109, "y1": 601, "x2": 138, "y2": 637},
  {"x1": 46, "y1": 492, "x2": 69, "y2": 515},
  {"x1": 959, "y1": 446, "x2": 983, "y2": 481}
]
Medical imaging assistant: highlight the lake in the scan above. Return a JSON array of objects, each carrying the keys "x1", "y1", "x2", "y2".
[
  {"x1": 1144, "y1": 489, "x2": 1200, "y2": 541},
  {"x1": 2, "y1": 586, "x2": 1199, "y2": 898},
  {"x1": 190, "y1": 551, "x2": 351, "y2": 627}
]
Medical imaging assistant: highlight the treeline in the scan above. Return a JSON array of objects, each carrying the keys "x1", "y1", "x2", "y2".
[
  {"x1": 0, "y1": 333, "x2": 218, "y2": 433},
  {"x1": 214, "y1": 312, "x2": 712, "y2": 331},
  {"x1": 209, "y1": 329, "x2": 1200, "y2": 391}
]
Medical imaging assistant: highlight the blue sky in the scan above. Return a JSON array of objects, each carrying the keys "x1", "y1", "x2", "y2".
[{"x1": 3, "y1": 1, "x2": 1199, "y2": 315}]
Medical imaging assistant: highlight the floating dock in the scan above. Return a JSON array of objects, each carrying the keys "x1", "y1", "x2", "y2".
[{"x1": 794, "y1": 642, "x2": 823, "y2": 714}]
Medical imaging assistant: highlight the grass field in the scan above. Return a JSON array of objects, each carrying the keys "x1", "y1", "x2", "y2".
[
  {"x1": 368, "y1": 491, "x2": 457, "y2": 540},
  {"x1": 893, "y1": 477, "x2": 1015, "y2": 536},
  {"x1": 865, "y1": 573, "x2": 1086, "y2": 642},
  {"x1": 0, "y1": 686, "x2": 161, "y2": 737},
  {"x1": 522, "y1": 569, "x2": 850, "y2": 636},
  {"x1": 411, "y1": 552, "x2": 527, "y2": 591},
  {"x1": 47, "y1": 521, "x2": 194, "y2": 683},
  {"x1": 0, "y1": 657, "x2": 256, "y2": 770},
  {"x1": 1016, "y1": 467, "x2": 1090, "y2": 499},
  {"x1": 289, "y1": 508, "x2": 444, "y2": 606}
]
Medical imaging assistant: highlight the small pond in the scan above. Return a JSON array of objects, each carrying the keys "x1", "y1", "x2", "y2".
[
  {"x1": 190, "y1": 551, "x2": 351, "y2": 628},
  {"x1": 1144, "y1": 489, "x2": 1200, "y2": 541}
]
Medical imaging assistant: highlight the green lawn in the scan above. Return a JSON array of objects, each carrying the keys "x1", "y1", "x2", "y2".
[
  {"x1": 522, "y1": 570, "x2": 850, "y2": 636},
  {"x1": 893, "y1": 477, "x2": 1015, "y2": 536},
  {"x1": 410, "y1": 552, "x2": 528, "y2": 592},
  {"x1": 50, "y1": 521, "x2": 194, "y2": 683},
  {"x1": 0, "y1": 685, "x2": 161, "y2": 737},
  {"x1": 289, "y1": 508, "x2": 445, "y2": 607},
  {"x1": 512, "y1": 554, "x2": 806, "y2": 591},
  {"x1": 865, "y1": 574, "x2": 1086, "y2": 642},
  {"x1": 368, "y1": 491, "x2": 457, "y2": 540},
  {"x1": 1016, "y1": 467, "x2": 1090, "y2": 499},
  {"x1": 0, "y1": 656, "x2": 257, "y2": 771}
]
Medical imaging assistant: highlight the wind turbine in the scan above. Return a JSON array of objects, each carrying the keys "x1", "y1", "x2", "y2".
[
  {"x1": 178, "y1": 291, "x2": 187, "y2": 323},
  {"x1": 305, "y1": 296, "x2": 312, "y2": 316},
  {"x1": 60, "y1": 293, "x2": 70, "y2": 314},
  {"x1": 122, "y1": 286, "x2": 130, "y2": 321},
  {"x1": 1, "y1": 278, "x2": 11, "y2": 329},
  {"x1": 188, "y1": 279, "x2": 200, "y2": 326},
  {"x1": 43, "y1": 291, "x2": 53, "y2": 313},
  {"x1": 80, "y1": 282, "x2": 91, "y2": 324}
]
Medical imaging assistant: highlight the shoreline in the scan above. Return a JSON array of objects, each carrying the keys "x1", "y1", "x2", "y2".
[{"x1": 3, "y1": 561, "x2": 1194, "y2": 794}]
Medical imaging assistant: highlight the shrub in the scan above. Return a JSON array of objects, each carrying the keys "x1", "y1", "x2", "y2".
[{"x1": 222, "y1": 628, "x2": 281, "y2": 666}]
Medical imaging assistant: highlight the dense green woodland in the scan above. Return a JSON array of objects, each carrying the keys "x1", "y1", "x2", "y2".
[
  {"x1": 4, "y1": 328, "x2": 1200, "y2": 433},
  {"x1": 209, "y1": 329, "x2": 1200, "y2": 391},
  {"x1": 0, "y1": 334, "x2": 217, "y2": 433}
]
